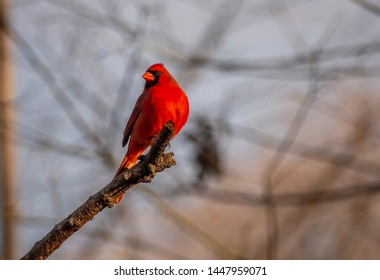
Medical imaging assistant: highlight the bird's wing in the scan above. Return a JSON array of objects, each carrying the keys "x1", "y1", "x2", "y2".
[{"x1": 122, "y1": 93, "x2": 144, "y2": 147}]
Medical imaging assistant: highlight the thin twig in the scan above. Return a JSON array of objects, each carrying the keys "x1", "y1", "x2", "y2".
[{"x1": 195, "y1": 181, "x2": 380, "y2": 207}]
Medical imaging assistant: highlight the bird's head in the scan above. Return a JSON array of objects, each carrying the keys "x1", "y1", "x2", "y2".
[{"x1": 142, "y1": 63, "x2": 178, "y2": 88}]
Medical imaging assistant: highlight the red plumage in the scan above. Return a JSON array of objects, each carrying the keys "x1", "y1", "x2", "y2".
[{"x1": 113, "y1": 63, "x2": 189, "y2": 202}]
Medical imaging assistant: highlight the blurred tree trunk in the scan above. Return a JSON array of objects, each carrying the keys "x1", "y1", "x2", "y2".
[{"x1": 0, "y1": 0, "x2": 15, "y2": 259}]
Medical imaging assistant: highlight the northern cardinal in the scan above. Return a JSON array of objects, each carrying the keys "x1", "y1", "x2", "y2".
[{"x1": 113, "y1": 63, "x2": 189, "y2": 202}]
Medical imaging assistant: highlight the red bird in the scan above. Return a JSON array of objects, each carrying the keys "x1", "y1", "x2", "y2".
[{"x1": 113, "y1": 63, "x2": 189, "y2": 202}]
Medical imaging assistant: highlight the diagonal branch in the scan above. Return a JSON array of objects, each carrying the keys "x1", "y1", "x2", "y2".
[
  {"x1": 20, "y1": 121, "x2": 176, "y2": 260},
  {"x1": 350, "y1": 0, "x2": 380, "y2": 17}
]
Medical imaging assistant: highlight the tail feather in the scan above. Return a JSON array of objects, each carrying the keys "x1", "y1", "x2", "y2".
[
  {"x1": 113, "y1": 152, "x2": 139, "y2": 203},
  {"x1": 114, "y1": 155, "x2": 133, "y2": 179}
]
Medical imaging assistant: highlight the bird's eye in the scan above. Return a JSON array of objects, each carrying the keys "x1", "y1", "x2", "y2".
[{"x1": 155, "y1": 72, "x2": 162, "y2": 77}]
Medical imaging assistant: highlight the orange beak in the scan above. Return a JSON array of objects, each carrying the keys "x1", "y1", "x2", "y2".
[{"x1": 142, "y1": 72, "x2": 155, "y2": 82}]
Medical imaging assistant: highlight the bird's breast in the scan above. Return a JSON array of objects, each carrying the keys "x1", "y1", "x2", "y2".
[{"x1": 133, "y1": 85, "x2": 189, "y2": 144}]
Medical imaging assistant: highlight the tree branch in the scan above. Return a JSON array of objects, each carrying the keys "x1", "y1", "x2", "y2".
[
  {"x1": 20, "y1": 121, "x2": 176, "y2": 260},
  {"x1": 350, "y1": 0, "x2": 380, "y2": 17}
]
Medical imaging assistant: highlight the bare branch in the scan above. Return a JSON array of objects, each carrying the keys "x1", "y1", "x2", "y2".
[
  {"x1": 196, "y1": 181, "x2": 380, "y2": 207},
  {"x1": 350, "y1": 0, "x2": 380, "y2": 17},
  {"x1": 20, "y1": 121, "x2": 176, "y2": 260}
]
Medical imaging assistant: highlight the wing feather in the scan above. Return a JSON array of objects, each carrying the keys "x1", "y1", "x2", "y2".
[{"x1": 122, "y1": 93, "x2": 144, "y2": 147}]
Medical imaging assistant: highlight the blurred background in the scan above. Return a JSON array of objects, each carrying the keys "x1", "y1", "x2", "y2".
[{"x1": 1, "y1": 0, "x2": 380, "y2": 259}]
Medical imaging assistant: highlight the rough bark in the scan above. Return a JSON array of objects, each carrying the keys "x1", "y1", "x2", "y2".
[{"x1": 21, "y1": 121, "x2": 176, "y2": 260}]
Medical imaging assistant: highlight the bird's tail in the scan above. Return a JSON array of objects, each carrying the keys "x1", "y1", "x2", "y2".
[
  {"x1": 114, "y1": 154, "x2": 135, "y2": 178},
  {"x1": 113, "y1": 153, "x2": 139, "y2": 203}
]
